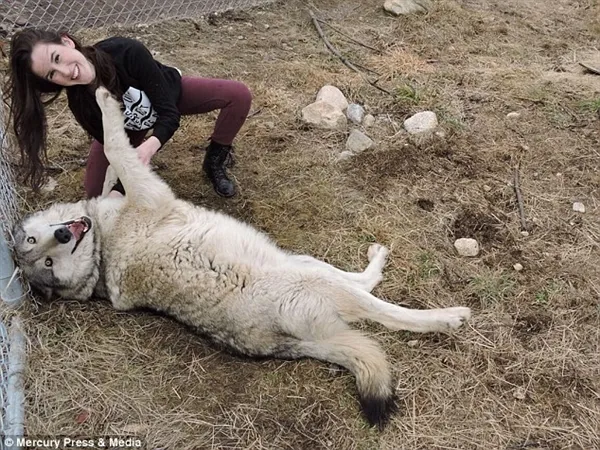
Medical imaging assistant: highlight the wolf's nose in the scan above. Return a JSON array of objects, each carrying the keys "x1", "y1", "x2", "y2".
[{"x1": 54, "y1": 227, "x2": 72, "y2": 244}]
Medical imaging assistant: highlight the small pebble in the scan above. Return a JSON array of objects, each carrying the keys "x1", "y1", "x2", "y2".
[
  {"x1": 362, "y1": 114, "x2": 375, "y2": 127},
  {"x1": 513, "y1": 387, "x2": 526, "y2": 400},
  {"x1": 454, "y1": 238, "x2": 480, "y2": 257}
]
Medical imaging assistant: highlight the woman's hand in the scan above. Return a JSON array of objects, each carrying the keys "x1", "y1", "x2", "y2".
[{"x1": 136, "y1": 136, "x2": 162, "y2": 166}]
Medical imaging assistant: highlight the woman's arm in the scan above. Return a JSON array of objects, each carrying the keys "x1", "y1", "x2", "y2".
[
  {"x1": 135, "y1": 135, "x2": 161, "y2": 165},
  {"x1": 121, "y1": 38, "x2": 181, "y2": 148}
]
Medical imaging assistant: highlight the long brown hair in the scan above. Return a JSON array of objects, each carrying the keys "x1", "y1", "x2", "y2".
[{"x1": 4, "y1": 28, "x2": 121, "y2": 191}]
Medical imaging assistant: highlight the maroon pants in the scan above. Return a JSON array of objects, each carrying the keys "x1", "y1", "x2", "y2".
[{"x1": 84, "y1": 76, "x2": 252, "y2": 198}]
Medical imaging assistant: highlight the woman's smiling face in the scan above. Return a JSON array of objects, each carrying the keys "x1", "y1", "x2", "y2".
[{"x1": 30, "y1": 36, "x2": 96, "y2": 86}]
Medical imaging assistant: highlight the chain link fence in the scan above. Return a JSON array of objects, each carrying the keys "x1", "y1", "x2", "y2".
[
  {"x1": 0, "y1": 318, "x2": 26, "y2": 450},
  {"x1": 0, "y1": 0, "x2": 275, "y2": 36},
  {"x1": 0, "y1": 0, "x2": 275, "y2": 445}
]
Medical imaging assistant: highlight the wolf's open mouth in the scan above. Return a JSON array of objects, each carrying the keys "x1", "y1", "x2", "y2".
[
  {"x1": 53, "y1": 216, "x2": 92, "y2": 254},
  {"x1": 69, "y1": 216, "x2": 92, "y2": 253}
]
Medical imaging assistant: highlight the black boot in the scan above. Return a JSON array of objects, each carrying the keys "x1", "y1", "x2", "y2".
[{"x1": 203, "y1": 141, "x2": 236, "y2": 197}]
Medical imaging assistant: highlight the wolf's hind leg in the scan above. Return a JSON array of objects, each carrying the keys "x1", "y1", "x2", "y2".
[
  {"x1": 290, "y1": 244, "x2": 389, "y2": 292},
  {"x1": 94, "y1": 87, "x2": 174, "y2": 207},
  {"x1": 323, "y1": 283, "x2": 471, "y2": 333}
]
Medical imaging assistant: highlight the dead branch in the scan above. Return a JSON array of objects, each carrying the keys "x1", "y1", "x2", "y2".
[
  {"x1": 308, "y1": 9, "x2": 393, "y2": 96},
  {"x1": 315, "y1": 18, "x2": 382, "y2": 54},
  {"x1": 513, "y1": 164, "x2": 528, "y2": 231},
  {"x1": 579, "y1": 61, "x2": 600, "y2": 75},
  {"x1": 247, "y1": 108, "x2": 263, "y2": 119}
]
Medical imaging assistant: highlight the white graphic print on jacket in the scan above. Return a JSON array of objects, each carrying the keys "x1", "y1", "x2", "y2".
[{"x1": 122, "y1": 87, "x2": 158, "y2": 131}]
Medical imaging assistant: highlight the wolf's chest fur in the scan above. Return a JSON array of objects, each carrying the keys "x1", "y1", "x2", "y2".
[{"x1": 97, "y1": 202, "x2": 285, "y2": 318}]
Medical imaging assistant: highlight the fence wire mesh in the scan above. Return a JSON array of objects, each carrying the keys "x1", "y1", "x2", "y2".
[
  {"x1": 0, "y1": 318, "x2": 26, "y2": 450},
  {"x1": 0, "y1": 86, "x2": 27, "y2": 446},
  {"x1": 1, "y1": 0, "x2": 275, "y2": 36},
  {"x1": 0, "y1": 91, "x2": 20, "y2": 240},
  {"x1": 0, "y1": 322, "x2": 8, "y2": 436}
]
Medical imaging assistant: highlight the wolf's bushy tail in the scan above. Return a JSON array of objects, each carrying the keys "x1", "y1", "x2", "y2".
[{"x1": 296, "y1": 330, "x2": 397, "y2": 429}]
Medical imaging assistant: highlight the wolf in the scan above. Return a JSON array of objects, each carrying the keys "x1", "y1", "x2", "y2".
[{"x1": 12, "y1": 87, "x2": 471, "y2": 429}]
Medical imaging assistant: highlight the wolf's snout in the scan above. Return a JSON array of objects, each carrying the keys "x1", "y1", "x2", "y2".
[{"x1": 54, "y1": 227, "x2": 72, "y2": 244}]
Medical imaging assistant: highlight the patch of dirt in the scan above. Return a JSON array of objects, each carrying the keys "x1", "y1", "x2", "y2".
[
  {"x1": 514, "y1": 312, "x2": 552, "y2": 336},
  {"x1": 452, "y1": 207, "x2": 509, "y2": 245}
]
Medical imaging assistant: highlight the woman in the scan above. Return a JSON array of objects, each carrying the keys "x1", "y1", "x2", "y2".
[{"x1": 5, "y1": 28, "x2": 253, "y2": 198}]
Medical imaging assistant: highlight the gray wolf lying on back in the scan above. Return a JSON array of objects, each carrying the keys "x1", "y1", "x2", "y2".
[{"x1": 13, "y1": 87, "x2": 471, "y2": 429}]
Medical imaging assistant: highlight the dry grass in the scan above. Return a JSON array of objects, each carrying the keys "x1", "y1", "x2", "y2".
[{"x1": 2, "y1": 0, "x2": 600, "y2": 448}]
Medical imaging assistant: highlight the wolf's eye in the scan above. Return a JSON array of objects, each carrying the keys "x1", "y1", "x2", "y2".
[
  {"x1": 45, "y1": 257, "x2": 53, "y2": 267},
  {"x1": 27, "y1": 237, "x2": 36, "y2": 244}
]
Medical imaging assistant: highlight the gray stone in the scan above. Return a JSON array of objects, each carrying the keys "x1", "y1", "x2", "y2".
[
  {"x1": 454, "y1": 238, "x2": 480, "y2": 257},
  {"x1": 403, "y1": 111, "x2": 438, "y2": 134},
  {"x1": 384, "y1": 0, "x2": 432, "y2": 16},
  {"x1": 363, "y1": 114, "x2": 376, "y2": 127},
  {"x1": 316, "y1": 85, "x2": 349, "y2": 111},
  {"x1": 41, "y1": 177, "x2": 58, "y2": 193},
  {"x1": 346, "y1": 103, "x2": 365, "y2": 124},
  {"x1": 337, "y1": 151, "x2": 354, "y2": 161},
  {"x1": 301, "y1": 101, "x2": 347, "y2": 129},
  {"x1": 346, "y1": 129, "x2": 374, "y2": 154}
]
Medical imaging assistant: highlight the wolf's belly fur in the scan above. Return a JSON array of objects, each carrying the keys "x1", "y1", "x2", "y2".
[{"x1": 100, "y1": 203, "x2": 291, "y2": 352}]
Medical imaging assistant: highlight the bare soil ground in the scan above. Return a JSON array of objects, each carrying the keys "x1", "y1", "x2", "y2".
[{"x1": 2, "y1": 0, "x2": 600, "y2": 448}]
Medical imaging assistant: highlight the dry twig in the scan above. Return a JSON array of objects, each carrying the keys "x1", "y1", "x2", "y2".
[
  {"x1": 513, "y1": 164, "x2": 528, "y2": 231},
  {"x1": 579, "y1": 61, "x2": 600, "y2": 75},
  {"x1": 314, "y1": 18, "x2": 382, "y2": 54},
  {"x1": 308, "y1": 9, "x2": 393, "y2": 96}
]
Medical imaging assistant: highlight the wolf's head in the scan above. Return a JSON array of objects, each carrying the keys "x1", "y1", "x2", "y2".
[{"x1": 12, "y1": 200, "x2": 101, "y2": 301}]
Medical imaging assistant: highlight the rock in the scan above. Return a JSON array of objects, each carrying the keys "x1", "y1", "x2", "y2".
[
  {"x1": 346, "y1": 103, "x2": 365, "y2": 124},
  {"x1": 346, "y1": 129, "x2": 374, "y2": 154},
  {"x1": 363, "y1": 114, "x2": 376, "y2": 127},
  {"x1": 454, "y1": 238, "x2": 480, "y2": 257},
  {"x1": 41, "y1": 177, "x2": 58, "y2": 193},
  {"x1": 513, "y1": 387, "x2": 526, "y2": 400},
  {"x1": 15, "y1": 16, "x2": 29, "y2": 26},
  {"x1": 301, "y1": 101, "x2": 347, "y2": 129},
  {"x1": 384, "y1": 0, "x2": 431, "y2": 16},
  {"x1": 407, "y1": 340, "x2": 419, "y2": 347},
  {"x1": 513, "y1": 263, "x2": 523, "y2": 271},
  {"x1": 403, "y1": 111, "x2": 438, "y2": 135},
  {"x1": 337, "y1": 151, "x2": 354, "y2": 161},
  {"x1": 506, "y1": 111, "x2": 521, "y2": 119},
  {"x1": 316, "y1": 85, "x2": 348, "y2": 111},
  {"x1": 572, "y1": 202, "x2": 585, "y2": 213}
]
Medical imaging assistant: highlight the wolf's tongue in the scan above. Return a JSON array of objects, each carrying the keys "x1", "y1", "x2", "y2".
[{"x1": 67, "y1": 222, "x2": 85, "y2": 240}]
